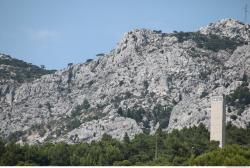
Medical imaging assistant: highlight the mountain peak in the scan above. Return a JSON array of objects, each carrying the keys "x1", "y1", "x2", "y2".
[
  {"x1": 117, "y1": 28, "x2": 159, "y2": 45},
  {"x1": 201, "y1": 18, "x2": 246, "y2": 30},
  {"x1": 115, "y1": 28, "x2": 166, "y2": 55},
  {"x1": 199, "y1": 18, "x2": 249, "y2": 41},
  {"x1": 215, "y1": 18, "x2": 245, "y2": 26}
]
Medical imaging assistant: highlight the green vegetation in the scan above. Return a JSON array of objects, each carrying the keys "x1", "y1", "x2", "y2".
[
  {"x1": 190, "y1": 145, "x2": 250, "y2": 166},
  {"x1": 71, "y1": 105, "x2": 83, "y2": 117},
  {"x1": 71, "y1": 100, "x2": 91, "y2": 117},
  {"x1": 200, "y1": 91, "x2": 209, "y2": 98},
  {"x1": 171, "y1": 31, "x2": 243, "y2": 52},
  {"x1": 1, "y1": 124, "x2": 250, "y2": 166},
  {"x1": 118, "y1": 107, "x2": 150, "y2": 133},
  {"x1": 117, "y1": 105, "x2": 172, "y2": 131},
  {"x1": 0, "y1": 56, "x2": 56, "y2": 82},
  {"x1": 142, "y1": 80, "x2": 149, "y2": 96},
  {"x1": 226, "y1": 122, "x2": 250, "y2": 146},
  {"x1": 230, "y1": 115, "x2": 237, "y2": 120},
  {"x1": 86, "y1": 59, "x2": 93, "y2": 63},
  {"x1": 96, "y1": 53, "x2": 105, "y2": 57},
  {"x1": 6, "y1": 131, "x2": 25, "y2": 142},
  {"x1": 143, "y1": 80, "x2": 149, "y2": 89},
  {"x1": 152, "y1": 104, "x2": 172, "y2": 128},
  {"x1": 82, "y1": 99, "x2": 91, "y2": 109},
  {"x1": 226, "y1": 83, "x2": 250, "y2": 115},
  {"x1": 66, "y1": 119, "x2": 81, "y2": 131}
]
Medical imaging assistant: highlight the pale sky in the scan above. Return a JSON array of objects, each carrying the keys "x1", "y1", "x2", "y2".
[{"x1": 0, "y1": 0, "x2": 248, "y2": 69}]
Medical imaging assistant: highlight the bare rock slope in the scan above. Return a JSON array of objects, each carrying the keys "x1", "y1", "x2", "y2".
[{"x1": 0, "y1": 18, "x2": 250, "y2": 144}]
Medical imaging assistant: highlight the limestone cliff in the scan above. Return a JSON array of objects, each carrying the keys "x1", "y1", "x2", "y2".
[{"x1": 0, "y1": 18, "x2": 250, "y2": 144}]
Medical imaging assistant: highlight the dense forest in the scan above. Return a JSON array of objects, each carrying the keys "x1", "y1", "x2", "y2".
[{"x1": 1, "y1": 122, "x2": 250, "y2": 166}]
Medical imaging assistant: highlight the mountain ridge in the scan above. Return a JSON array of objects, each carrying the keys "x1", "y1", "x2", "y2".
[{"x1": 0, "y1": 18, "x2": 250, "y2": 144}]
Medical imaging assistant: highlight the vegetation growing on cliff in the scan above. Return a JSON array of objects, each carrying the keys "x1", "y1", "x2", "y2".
[
  {"x1": 171, "y1": 31, "x2": 244, "y2": 52},
  {"x1": 226, "y1": 82, "x2": 250, "y2": 115},
  {"x1": 0, "y1": 56, "x2": 56, "y2": 82}
]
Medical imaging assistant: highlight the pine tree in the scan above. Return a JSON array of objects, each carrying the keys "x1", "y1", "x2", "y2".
[{"x1": 123, "y1": 132, "x2": 130, "y2": 144}]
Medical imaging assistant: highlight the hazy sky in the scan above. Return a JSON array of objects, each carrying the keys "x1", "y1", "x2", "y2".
[{"x1": 0, "y1": 0, "x2": 248, "y2": 69}]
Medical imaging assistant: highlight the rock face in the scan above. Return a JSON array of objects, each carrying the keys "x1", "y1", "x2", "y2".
[
  {"x1": 199, "y1": 18, "x2": 249, "y2": 41},
  {"x1": 0, "y1": 18, "x2": 250, "y2": 144}
]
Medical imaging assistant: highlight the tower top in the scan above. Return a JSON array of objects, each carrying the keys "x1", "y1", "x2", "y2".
[{"x1": 211, "y1": 95, "x2": 224, "y2": 102}]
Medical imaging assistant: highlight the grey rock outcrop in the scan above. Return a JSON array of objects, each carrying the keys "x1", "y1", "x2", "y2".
[{"x1": 0, "y1": 18, "x2": 250, "y2": 144}]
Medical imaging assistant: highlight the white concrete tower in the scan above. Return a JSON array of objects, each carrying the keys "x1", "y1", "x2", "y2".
[{"x1": 210, "y1": 95, "x2": 226, "y2": 148}]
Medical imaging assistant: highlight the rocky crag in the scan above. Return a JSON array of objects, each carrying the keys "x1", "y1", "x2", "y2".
[{"x1": 0, "y1": 18, "x2": 250, "y2": 144}]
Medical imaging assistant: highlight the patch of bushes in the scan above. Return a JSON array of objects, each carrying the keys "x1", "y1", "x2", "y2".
[
  {"x1": 88, "y1": 80, "x2": 94, "y2": 87},
  {"x1": 6, "y1": 131, "x2": 25, "y2": 142},
  {"x1": 0, "y1": 57, "x2": 56, "y2": 82},
  {"x1": 117, "y1": 104, "x2": 172, "y2": 129},
  {"x1": 190, "y1": 144, "x2": 250, "y2": 166},
  {"x1": 96, "y1": 103, "x2": 108, "y2": 109},
  {"x1": 119, "y1": 81, "x2": 124, "y2": 86},
  {"x1": 171, "y1": 31, "x2": 243, "y2": 52},
  {"x1": 126, "y1": 107, "x2": 145, "y2": 123},
  {"x1": 81, "y1": 112, "x2": 107, "y2": 123},
  {"x1": 71, "y1": 100, "x2": 91, "y2": 117},
  {"x1": 230, "y1": 115, "x2": 237, "y2": 120},
  {"x1": 86, "y1": 59, "x2": 93, "y2": 63},
  {"x1": 226, "y1": 84, "x2": 250, "y2": 115},
  {"x1": 66, "y1": 119, "x2": 81, "y2": 131},
  {"x1": 242, "y1": 73, "x2": 248, "y2": 83},
  {"x1": 96, "y1": 53, "x2": 105, "y2": 57},
  {"x1": 82, "y1": 99, "x2": 91, "y2": 109},
  {"x1": 117, "y1": 106, "x2": 149, "y2": 133},
  {"x1": 45, "y1": 102, "x2": 53, "y2": 112},
  {"x1": 152, "y1": 104, "x2": 172, "y2": 128},
  {"x1": 111, "y1": 95, "x2": 123, "y2": 108},
  {"x1": 226, "y1": 122, "x2": 250, "y2": 145},
  {"x1": 124, "y1": 91, "x2": 133, "y2": 99},
  {"x1": 71, "y1": 106, "x2": 83, "y2": 117},
  {"x1": 200, "y1": 91, "x2": 209, "y2": 98},
  {"x1": 30, "y1": 124, "x2": 47, "y2": 137},
  {"x1": 143, "y1": 80, "x2": 149, "y2": 89}
]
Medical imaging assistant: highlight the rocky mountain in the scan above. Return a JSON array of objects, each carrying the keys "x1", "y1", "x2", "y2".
[{"x1": 0, "y1": 18, "x2": 250, "y2": 144}]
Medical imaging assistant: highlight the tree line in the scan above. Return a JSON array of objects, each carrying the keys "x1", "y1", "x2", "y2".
[{"x1": 0, "y1": 123, "x2": 250, "y2": 166}]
